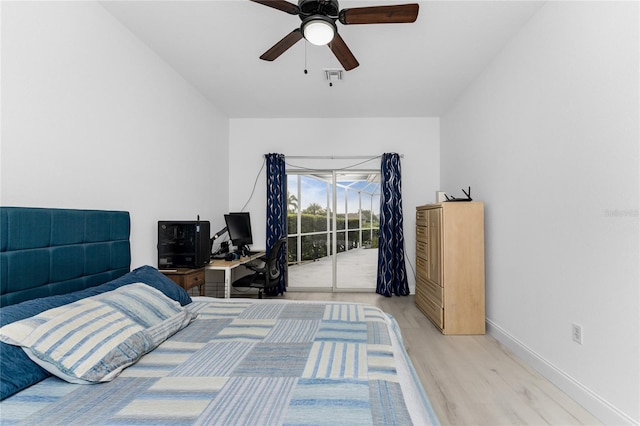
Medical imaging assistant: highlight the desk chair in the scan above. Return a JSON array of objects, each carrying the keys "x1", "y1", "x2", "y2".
[{"x1": 231, "y1": 238, "x2": 286, "y2": 299}]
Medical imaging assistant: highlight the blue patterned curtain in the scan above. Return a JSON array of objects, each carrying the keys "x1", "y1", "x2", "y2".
[
  {"x1": 377, "y1": 153, "x2": 409, "y2": 297},
  {"x1": 265, "y1": 153, "x2": 287, "y2": 296}
]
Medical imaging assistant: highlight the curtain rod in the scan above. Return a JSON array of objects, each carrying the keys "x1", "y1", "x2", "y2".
[{"x1": 284, "y1": 155, "x2": 403, "y2": 159}]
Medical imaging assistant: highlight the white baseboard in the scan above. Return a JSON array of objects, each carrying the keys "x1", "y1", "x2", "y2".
[{"x1": 486, "y1": 319, "x2": 637, "y2": 426}]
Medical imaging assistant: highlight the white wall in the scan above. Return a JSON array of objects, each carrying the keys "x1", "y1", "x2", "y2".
[
  {"x1": 228, "y1": 117, "x2": 439, "y2": 292},
  {"x1": 0, "y1": 1, "x2": 229, "y2": 267},
  {"x1": 441, "y1": 2, "x2": 639, "y2": 424}
]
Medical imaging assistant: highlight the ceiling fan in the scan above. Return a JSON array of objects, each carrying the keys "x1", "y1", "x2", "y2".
[{"x1": 250, "y1": 0, "x2": 419, "y2": 71}]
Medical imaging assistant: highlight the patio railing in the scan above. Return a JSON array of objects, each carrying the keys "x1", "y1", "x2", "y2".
[{"x1": 287, "y1": 214, "x2": 378, "y2": 265}]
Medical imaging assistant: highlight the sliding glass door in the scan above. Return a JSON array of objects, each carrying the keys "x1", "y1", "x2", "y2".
[
  {"x1": 286, "y1": 170, "x2": 380, "y2": 291},
  {"x1": 335, "y1": 173, "x2": 380, "y2": 290}
]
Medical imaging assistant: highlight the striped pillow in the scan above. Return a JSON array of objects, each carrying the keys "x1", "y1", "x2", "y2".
[{"x1": 0, "y1": 283, "x2": 195, "y2": 384}]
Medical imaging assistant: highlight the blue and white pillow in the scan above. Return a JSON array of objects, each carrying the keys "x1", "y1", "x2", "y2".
[{"x1": 0, "y1": 283, "x2": 195, "y2": 384}]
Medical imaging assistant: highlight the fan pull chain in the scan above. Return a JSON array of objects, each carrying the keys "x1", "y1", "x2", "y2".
[
  {"x1": 328, "y1": 43, "x2": 333, "y2": 87},
  {"x1": 304, "y1": 41, "x2": 308, "y2": 74}
]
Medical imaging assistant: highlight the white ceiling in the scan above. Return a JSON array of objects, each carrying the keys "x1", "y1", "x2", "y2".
[{"x1": 100, "y1": 0, "x2": 544, "y2": 119}]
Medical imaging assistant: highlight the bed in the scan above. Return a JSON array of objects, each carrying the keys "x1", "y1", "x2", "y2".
[{"x1": 0, "y1": 207, "x2": 439, "y2": 425}]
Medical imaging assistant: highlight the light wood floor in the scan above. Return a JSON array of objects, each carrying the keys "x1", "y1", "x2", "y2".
[{"x1": 280, "y1": 291, "x2": 601, "y2": 426}]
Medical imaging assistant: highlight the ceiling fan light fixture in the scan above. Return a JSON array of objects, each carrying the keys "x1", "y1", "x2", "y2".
[{"x1": 302, "y1": 15, "x2": 336, "y2": 46}]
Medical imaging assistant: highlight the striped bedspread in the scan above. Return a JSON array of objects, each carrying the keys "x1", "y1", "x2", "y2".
[{"x1": 0, "y1": 298, "x2": 439, "y2": 425}]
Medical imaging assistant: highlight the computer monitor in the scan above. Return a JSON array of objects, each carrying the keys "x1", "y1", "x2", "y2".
[{"x1": 224, "y1": 212, "x2": 253, "y2": 252}]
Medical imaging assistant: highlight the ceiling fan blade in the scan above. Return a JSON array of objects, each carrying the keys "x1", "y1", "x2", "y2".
[
  {"x1": 339, "y1": 4, "x2": 419, "y2": 25},
  {"x1": 260, "y1": 29, "x2": 304, "y2": 61},
  {"x1": 249, "y1": 0, "x2": 300, "y2": 15},
  {"x1": 329, "y1": 33, "x2": 359, "y2": 71}
]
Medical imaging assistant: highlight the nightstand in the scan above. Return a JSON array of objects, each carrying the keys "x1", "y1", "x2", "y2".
[{"x1": 160, "y1": 268, "x2": 205, "y2": 296}]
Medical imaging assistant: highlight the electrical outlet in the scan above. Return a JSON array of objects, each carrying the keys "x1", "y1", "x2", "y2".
[{"x1": 572, "y1": 323, "x2": 583, "y2": 345}]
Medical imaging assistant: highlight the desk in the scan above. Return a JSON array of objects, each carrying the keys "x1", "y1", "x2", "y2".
[{"x1": 205, "y1": 252, "x2": 265, "y2": 298}]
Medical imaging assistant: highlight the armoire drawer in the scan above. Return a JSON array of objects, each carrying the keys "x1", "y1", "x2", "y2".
[
  {"x1": 416, "y1": 225, "x2": 428, "y2": 242},
  {"x1": 416, "y1": 208, "x2": 428, "y2": 226},
  {"x1": 416, "y1": 255, "x2": 428, "y2": 278},
  {"x1": 417, "y1": 275, "x2": 442, "y2": 307},
  {"x1": 416, "y1": 285, "x2": 443, "y2": 328},
  {"x1": 416, "y1": 240, "x2": 427, "y2": 259}
]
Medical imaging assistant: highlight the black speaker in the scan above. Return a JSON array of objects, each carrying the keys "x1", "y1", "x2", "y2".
[{"x1": 158, "y1": 221, "x2": 210, "y2": 269}]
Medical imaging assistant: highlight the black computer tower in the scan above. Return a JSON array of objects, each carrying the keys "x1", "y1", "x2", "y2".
[{"x1": 157, "y1": 221, "x2": 210, "y2": 269}]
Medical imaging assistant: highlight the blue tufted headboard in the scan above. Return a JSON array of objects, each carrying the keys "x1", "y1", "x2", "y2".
[{"x1": 0, "y1": 207, "x2": 131, "y2": 306}]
